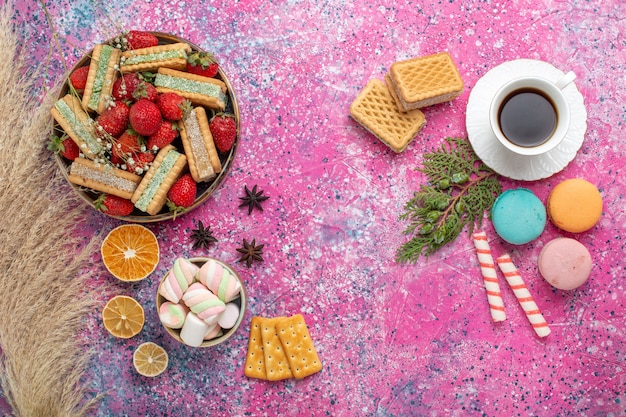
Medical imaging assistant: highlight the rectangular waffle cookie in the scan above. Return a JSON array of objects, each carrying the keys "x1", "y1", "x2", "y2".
[
  {"x1": 82, "y1": 44, "x2": 121, "y2": 114},
  {"x1": 131, "y1": 144, "x2": 187, "y2": 215},
  {"x1": 179, "y1": 107, "x2": 222, "y2": 182},
  {"x1": 51, "y1": 94, "x2": 103, "y2": 160},
  {"x1": 350, "y1": 78, "x2": 425, "y2": 153},
  {"x1": 387, "y1": 52, "x2": 464, "y2": 111},
  {"x1": 155, "y1": 68, "x2": 228, "y2": 110},
  {"x1": 120, "y1": 43, "x2": 191, "y2": 73},
  {"x1": 68, "y1": 158, "x2": 141, "y2": 200}
]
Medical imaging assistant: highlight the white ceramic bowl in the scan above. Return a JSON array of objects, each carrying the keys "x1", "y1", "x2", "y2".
[{"x1": 156, "y1": 257, "x2": 247, "y2": 348}]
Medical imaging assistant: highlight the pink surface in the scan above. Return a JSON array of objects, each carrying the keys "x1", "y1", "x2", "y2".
[{"x1": 6, "y1": 1, "x2": 626, "y2": 415}]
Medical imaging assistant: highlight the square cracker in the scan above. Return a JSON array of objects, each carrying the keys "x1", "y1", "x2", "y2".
[
  {"x1": 276, "y1": 314, "x2": 323, "y2": 379},
  {"x1": 244, "y1": 316, "x2": 267, "y2": 379},
  {"x1": 350, "y1": 78, "x2": 425, "y2": 153},
  {"x1": 260, "y1": 317, "x2": 294, "y2": 381}
]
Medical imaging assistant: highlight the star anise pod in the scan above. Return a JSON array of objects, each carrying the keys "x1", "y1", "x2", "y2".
[
  {"x1": 238, "y1": 185, "x2": 269, "y2": 215},
  {"x1": 236, "y1": 238, "x2": 264, "y2": 268},
  {"x1": 190, "y1": 220, "x2": 217, "y2": 249}
]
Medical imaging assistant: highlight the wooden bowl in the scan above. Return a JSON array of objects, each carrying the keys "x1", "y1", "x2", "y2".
[
  {"x1": 156, "y1": 257, "x2": 247, "y2": 347},
  {"x1": 52, "y1": 32, "x2": 240, "y2": 222}
]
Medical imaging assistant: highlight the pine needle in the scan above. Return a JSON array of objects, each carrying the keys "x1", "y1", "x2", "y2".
[{"x1": 396, "y1": 137, "x2": 502, "y2": 263}]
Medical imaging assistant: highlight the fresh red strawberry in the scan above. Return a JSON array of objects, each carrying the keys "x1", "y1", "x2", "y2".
[
  {"x1": 186, "y1": 51, "x2": 219, "y2": 78},
  {"x1": 129, "y1": 99, "x2": 162, "y2": 136},
  {"x1": 167, "y1": 174, "x2": 197, "y2": 211},
  {"x1": 155, "y1": 92, "x2": 190, "y2": 121},
  {"x1": 112, "y1": 73, "x2": 142, "y2": 101},
  {"x1": 132, "y1": 81, "x2": 158, "y2": 102},
  {"x1": 109, "y1": 152, "x2": 124, "y2": 167},
  {"x1": 69, "y1": 66, "x2": 90, "y2": 92},
  {"x1": 125, "y1": 151, "x2": 155, "y2": 174},
  {"x1": 94, "y1": 194, "x2": 135, "y2": 216},
  {"x1": 112, "y1": 131, "x2": 141, "y2": 159},
  {"x1": 147, "y1": 120, "x2": 178, "y2": 150},
  {"x1": 48, "y1": 134, "x2": 80, "y2": 160},
  {"x1": 96, "y1": 101, "x2": 130, "y2": 138},
  {"x1": 209, "y1": 113, "x2": 237, "y2": 152},
  {"x1": 126, "y1": 30, "x2": 159, "y2": 50}
]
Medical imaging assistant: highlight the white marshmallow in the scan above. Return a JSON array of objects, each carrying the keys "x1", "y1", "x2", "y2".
[
  {"x1": 217, "y1": 303, "x2": 240, "y2": 329},
  {"x1": 180, "y1": 312, "x2": 209, "y2": 347},
  {"x1": 203, "y1": 323, "x2": 222, "y2": 340}
]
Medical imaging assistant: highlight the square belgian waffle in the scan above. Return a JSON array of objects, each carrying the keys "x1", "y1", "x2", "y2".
[
  {"x1": 387, "y1": 52, "x2": 464, "y2": 110},
  {"x1": 350, "y1": 78, "x2": 426, "y2": 153}
]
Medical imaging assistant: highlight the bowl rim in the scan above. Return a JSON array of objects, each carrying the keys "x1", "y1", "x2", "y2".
[
  {"x1": 156, "y1": 256, "x2": 247, "y2": 348},
  {"x1": 52, "y1": 32, "x2": 240, "y2": 223}
]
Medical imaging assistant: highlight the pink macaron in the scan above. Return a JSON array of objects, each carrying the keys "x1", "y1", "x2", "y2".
[{"x1": 538, "y1": 237, "x2": 592, "y2": 290}]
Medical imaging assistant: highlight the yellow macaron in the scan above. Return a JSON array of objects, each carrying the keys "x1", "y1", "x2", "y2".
[{"x1": 547, "y1": 178, "x2": 602, "y2": 233}]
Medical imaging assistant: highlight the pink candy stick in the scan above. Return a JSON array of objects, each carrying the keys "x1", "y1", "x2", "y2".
[
  {"x1": 472, "y1": 231, "x2": 506, "y2": 322},
  {"x1": 496, "y1": 253, "x2": 551, "y2": 338}
]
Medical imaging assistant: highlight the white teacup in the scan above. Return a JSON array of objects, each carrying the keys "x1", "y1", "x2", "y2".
[{"x1": 489, "y1": 71, "x2": 576, "y2": 156}]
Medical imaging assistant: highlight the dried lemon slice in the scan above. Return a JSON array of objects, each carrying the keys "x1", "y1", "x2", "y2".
[
  {"x1": 133, "y1": 342, "x2": 168, "y2": 377},
  {"x1": 101, "y1": 224, "x2": 160, "y2": 281},
  {"x1": 102, "y1": 295, "x2": 145, "y2": 338}
]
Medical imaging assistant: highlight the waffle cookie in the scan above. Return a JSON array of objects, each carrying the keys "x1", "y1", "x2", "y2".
[
  {"x1": 179, "y1": 107, "x2": 222, "y2": 182},
  {"x1": 51, "y1": 94, "x2": 103, "y2": 159},
  {"x1": 387, "y1": 52, "x2": 464, "y2": 111},
  {"x1": 82, "y1": 44, "x2": 121, "y2": 114},
  {"x1": 131, "y1": 145, "x2": 188, "y2": 215},
  {"x1": 154, "y1": 68, "x2": 228, "y2": 110},
  {"x1": 120, "y1": 42, "x2": 192, "y2": 73},
  {"x1": 350, "y1": 78, "x2": 426, "y2": 152},
  {"x1": 68, "y1": 158, "x2": 141, "y2": 200}
]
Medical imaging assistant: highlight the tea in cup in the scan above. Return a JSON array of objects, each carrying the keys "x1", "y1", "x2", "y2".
[{"x1": 489, "y1": 71, "x2": 576, "y2": 156}]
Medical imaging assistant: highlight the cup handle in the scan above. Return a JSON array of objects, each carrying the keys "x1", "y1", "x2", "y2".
[{"x1": 556, "y1": 71, "x2": 576, "y2": 90}]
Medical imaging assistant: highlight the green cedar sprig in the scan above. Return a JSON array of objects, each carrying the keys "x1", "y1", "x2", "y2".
[{"x1": 396, "y1": 137, "x2": 502, "y2": 263}]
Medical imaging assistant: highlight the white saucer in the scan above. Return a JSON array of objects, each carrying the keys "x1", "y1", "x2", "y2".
[{"x1": 466, "y1": 59, "x2": 587, "y2": 181}]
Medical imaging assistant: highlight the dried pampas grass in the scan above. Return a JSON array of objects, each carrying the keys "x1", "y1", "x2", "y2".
[{"x1": 0, "y1": 5, "x2": 107, "y2": 417}]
